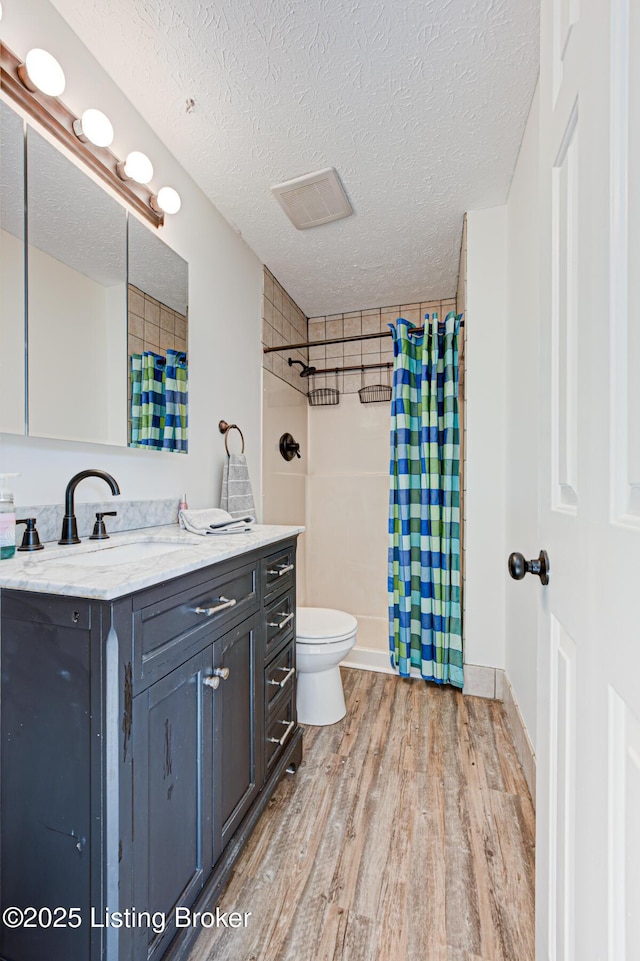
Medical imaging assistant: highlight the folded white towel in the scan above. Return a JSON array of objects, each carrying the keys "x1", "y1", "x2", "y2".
[{"x1": 179, "y1": 507, "x2": 255, "y2": 535}]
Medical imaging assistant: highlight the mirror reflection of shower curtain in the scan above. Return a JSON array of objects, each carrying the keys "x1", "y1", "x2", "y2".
[
  {"x1": 388, "y1": 312, "x2": 463, "y2": 688},
  {"x1": 130, "y1": 349, "x2": 188, "y2": 452}
]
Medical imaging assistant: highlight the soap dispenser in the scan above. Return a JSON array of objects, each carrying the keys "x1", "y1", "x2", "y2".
[{"x1": 0, "y1": 473, "x2": 19, "y2": 560}]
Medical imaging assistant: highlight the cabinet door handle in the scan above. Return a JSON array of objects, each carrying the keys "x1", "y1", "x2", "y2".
[
  {"x1": 267, "y1": 563, "x2": 294, "y2": 577},
  {"x1": 194, "y1": 596, "x2": 237, "y2": 616},
  {"x1": 204, "y1": 667, "x2": 230, "y2": 690},
  {"x1": 266, "y1": 612, "x2": 294, "y2": 630},
  {"x1": 268, "y1": 666, "x2": 295, "y2": 688},
  {"x1": 268, "y1": 719, "x2": 295, "y2": 746}
]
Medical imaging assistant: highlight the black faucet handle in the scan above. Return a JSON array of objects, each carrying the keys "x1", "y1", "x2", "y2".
[
  {"x1": 90, "y1": 511, "x2": 118, "y2": 541},
  {"x1": 16, "y1": 518, "x2": 44, "y2": 552}
]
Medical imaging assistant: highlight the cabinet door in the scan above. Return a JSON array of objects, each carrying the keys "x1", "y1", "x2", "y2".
[
  {"x1": 132, "y1": 649, "x2": 212, "y2": 961},
  {"x1": 1, "y1": 612, "x2": 94, "y2": 961},
  {"x1": 212, "y1": 613, "x2": 262, "y2": 859}
]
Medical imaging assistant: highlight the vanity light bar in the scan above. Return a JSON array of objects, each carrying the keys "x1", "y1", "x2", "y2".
[{"x1": 0, "y1": 43, "x2": 179, "y2": 229}]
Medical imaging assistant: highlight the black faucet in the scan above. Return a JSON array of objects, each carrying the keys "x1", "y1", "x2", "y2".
[{"x1": 59, "y1": 470, "x2": 121, "y2": 545}]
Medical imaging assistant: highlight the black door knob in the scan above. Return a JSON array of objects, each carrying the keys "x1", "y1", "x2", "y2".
[{"x1": 508, "y1": 550, "x2": 550, "y2": 585}]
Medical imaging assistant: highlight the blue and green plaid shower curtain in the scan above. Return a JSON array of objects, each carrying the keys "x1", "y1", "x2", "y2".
[
  {"x1": 163, "y1": 350, "x2": 188, "y2": 452},
  {"x1": 388, "y1": 312, "x2": 463, "y2": 688},
  {"x1": 130, "y1": 349, "x2": 188, "y2": 452}
]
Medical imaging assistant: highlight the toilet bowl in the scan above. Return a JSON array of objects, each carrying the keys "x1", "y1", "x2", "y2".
[{"x1": 296, "y1": 607, "x2": 358, "y2": 726}]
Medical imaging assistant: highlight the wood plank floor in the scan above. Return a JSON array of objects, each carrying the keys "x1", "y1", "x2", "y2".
[{"x1": 189, "y1": 668, "x2": 535, "y2": 961}]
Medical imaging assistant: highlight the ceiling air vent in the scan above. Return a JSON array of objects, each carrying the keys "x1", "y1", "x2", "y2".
[{"x1": 271, "y1": 167, "x2": 352, "y2": 229}]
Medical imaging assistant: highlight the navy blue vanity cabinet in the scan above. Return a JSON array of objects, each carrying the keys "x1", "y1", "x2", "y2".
[
  {"x1": 0, "y1": 536, "x2": 302, "y2": 961},
  {"x1": 0, "y1": 591, "x2": 105, "y2": 961},
  {"x1": 215, "y1": 612, "x2": 263, "y2": 854},
  {"x1": 130, "y1": 612, "x2": 263, "y2": 961},
  {"x1": 131, "y1": 648, "x2": 213, "y2": 961},
  {"x1": 261, "y1": 545, "x2": 298, "y2": 777}
]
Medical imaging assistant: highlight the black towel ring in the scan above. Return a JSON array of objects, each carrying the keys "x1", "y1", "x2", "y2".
[{"x1": 218, "y1": 420, "x2": 245, "y2": 455}]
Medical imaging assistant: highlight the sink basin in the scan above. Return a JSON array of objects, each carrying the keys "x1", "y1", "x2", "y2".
[{"x1": 41, "y1": 541, "x2": 186, "y2": 568}]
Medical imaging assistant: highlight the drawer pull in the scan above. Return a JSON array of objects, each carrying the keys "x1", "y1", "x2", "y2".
[
  {"x1": 204, "y1": 675, "x2": 220, "y2": 690},
  {"x1": 268, "y1": 719, "x2": 295, "y2": 746},
  {"x1": 268, "y1": 666, "x2": 295, "y2": 688},
  {"x1": 266, "y1": 612, "x2": 294, "y2": 630},
  {"x1": 212, "y1": 667, "x2": 230, "y2": 680},
  {"x1": 267, "y1": 563, "x2": 294, "y2": 577},
  {"x1": 194, "y1": 596, "x2": 237, "y2": 616}
]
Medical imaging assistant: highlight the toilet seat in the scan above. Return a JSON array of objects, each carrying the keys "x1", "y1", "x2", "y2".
[{"x1": 296, "y1": 607, "x2": 358, "y2": 645}]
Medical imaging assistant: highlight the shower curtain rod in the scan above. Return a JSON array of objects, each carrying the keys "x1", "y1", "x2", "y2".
[
  {"x1": 312, "y1": 361, "x2": 393, "y2": 376},
  {"x1": 263, "y1": 319, "x2": 464, "y2": 354}
]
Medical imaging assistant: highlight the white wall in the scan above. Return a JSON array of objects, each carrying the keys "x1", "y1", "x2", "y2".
[
  {"x1": 0, "y1": 230, "x2": 25, "y2": 435},
  {"x1": 0, "y1": 0, "x2": 263, "y2": 513},
  {"x1": 505, "y1": 85, "x2": 540, "y2": 748},
  {"x1": 27, "y1": 245, "x2": 126, "y2": 446},
  {"x1": 464, "y1": 207, "x2": 508, "y2": 672},
  {"x1": 464, "y1": 87, "x2": 540, "y2": 749}
]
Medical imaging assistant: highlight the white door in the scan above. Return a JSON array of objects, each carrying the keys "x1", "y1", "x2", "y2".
[{"x1": 536, "y1": 0, "x2": 640, "y2": 959}]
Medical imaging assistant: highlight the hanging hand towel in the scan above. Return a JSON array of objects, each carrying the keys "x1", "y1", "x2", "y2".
[
  {"x1": 179, "y1": 507, "x2": 255, "y2": 535},
  {"x1": 220, "y1": 452, "x2": 256, "y2": 519}
]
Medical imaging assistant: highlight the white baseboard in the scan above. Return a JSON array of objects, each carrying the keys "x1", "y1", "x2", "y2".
[
  {"x1": 341, "y1": 646, "x2": 404, "y2": 675},
  {"x1": 343, "y1": 648, "x2": 500, "y2": 696},
  {"x1": 502, "y1": 671, "x2": 537, "y2": 806}
]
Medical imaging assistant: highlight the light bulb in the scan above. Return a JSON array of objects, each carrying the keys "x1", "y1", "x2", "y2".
[
  {"x1": 20, "y1": 49, "x2": 66, "y2": 97},
  {"x1": 73, "y1": 109, "x2": 114, "y2": 148},
  {"x1": 151, "y1": 186, "x2": 182, "y2": 215},
  {"x1": 118, "y1": 151, "x2": 153, "y2": 184}
]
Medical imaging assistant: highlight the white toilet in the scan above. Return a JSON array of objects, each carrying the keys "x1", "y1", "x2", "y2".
[{"x1": 295, "y1": 607, "x2": 358, "y2": 726}]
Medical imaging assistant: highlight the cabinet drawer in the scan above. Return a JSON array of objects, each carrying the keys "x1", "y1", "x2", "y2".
[
  {"x1": 262, "y1": 544, "x2": 296, "y2": 597},
  {"x1": 265, "y1": 692, "x2": 296, "y2": 773},
  {"x1": 134, "y1": 561, "x2": 257, "y2": 685},
  {"x1": 265, "y1": 640, "x2": 295, "y2": 714},
  {"x1": 264, "y1": 590, "x2": 295, "y2": 661}
]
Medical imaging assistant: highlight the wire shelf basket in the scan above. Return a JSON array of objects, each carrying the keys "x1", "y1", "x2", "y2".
[
  {"x1": 307, "y1": 369, "x2": 340, "y2": 406},
  {"x1": 357, "y1": 364, "x2": 392, "y2": 404},
  {"x1": 358, "y1": 383, "x2": 392, "y2": 404},
  {"x1": 307, "y1": 386, "x2": 340, "y2": 406}
]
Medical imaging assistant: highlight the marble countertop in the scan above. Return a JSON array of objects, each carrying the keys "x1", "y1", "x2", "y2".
[{"x1": 0, "y1": 524, "x2": 304, "y2": 600}]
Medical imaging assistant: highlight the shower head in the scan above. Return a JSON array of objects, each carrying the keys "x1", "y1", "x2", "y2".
[{"x1": 287, "y1": 357, "x2": 317, "y2": 378}]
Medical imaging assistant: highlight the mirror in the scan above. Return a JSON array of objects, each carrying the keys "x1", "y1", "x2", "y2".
[
  {"x1": 127, "y1": 217, "x2": 189, "y2": 452},
  {"x1": 0, "y1": 102, "x2": 26, "y2": 435},
  {"x1": 0, "y1": 104, "x2": 189, "y2": 452},
  {"x1": 27, "y1": 126, "x2": 128, "y2": 445}
]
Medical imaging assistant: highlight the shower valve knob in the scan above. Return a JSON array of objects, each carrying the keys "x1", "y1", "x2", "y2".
[
  {"x1": 508, "y1": 550, "x2": 550, "y2": 585},
  {"x1": 279, "y1": 433, "x2": 301, "y2": 461}
]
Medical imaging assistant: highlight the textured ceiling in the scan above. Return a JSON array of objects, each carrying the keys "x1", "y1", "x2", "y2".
[
  {"x1": 1, "y1": 101, "x2": 25, "y2": 239},
  {"x1": 52, "y1": 0, "x2": 539, "y2": 316},
  {"x1": 28, "y1": 124, "x2": 126, "y2": 287},
  {"x1": 1, "y1": 101, "x2": 187, "y2": 309}
]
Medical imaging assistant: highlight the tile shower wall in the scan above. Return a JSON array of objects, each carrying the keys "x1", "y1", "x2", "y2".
[
  {"x1": 261, "y1": 267, "x2": 308, "y2": 394},
  {"x1": 305, "y1": 293, "x2": 458, "y2": 664},
  {"x1": 305, "y1": 393, "x2": 390, "y2": 655},
  {"x1": 259, "y1": 271, "x2": 470, "y2": 673},
  {"x1": 307, "y1": 299, "x2": 457, "y2": 394},
  {"x1": 127, "y1": 284, "x2": 188, "y2": 357},
  {"x1": 127, "y1": 284, "x2": 189, "y2": 441}
]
